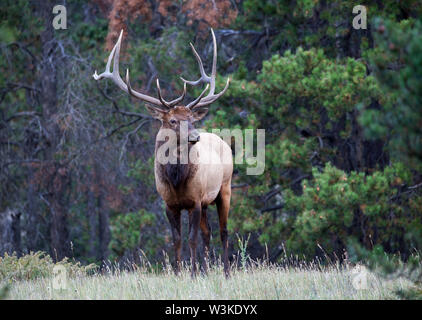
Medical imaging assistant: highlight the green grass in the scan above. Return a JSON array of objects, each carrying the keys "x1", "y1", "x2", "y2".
[{"x1": 4, "y1": 260, "x2": 412, "y2": 300}]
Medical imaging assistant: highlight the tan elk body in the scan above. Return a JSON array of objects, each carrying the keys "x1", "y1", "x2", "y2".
[{"x1": 94, "y1": 29, "x2": 232, "y2": 277}]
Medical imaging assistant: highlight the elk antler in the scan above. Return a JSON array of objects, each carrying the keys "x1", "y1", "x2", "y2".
[
  {"x1": 182, "y1": 29, "x2": 230, "y2": 109},
  {"x1": 93, "y1": 30, "x2": 185, "y2": 109}
]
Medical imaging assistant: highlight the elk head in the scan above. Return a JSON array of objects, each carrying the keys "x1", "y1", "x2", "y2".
[{"x1": 93, "y1": 29, "x2": 230, "y2": 144}]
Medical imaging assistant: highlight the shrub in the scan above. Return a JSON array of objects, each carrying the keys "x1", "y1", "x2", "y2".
[{"x1": 0, "y1": 251, "x2": 97, "y2": 282}]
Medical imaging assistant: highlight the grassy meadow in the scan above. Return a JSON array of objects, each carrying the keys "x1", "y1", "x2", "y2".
[{"x1": 4, "y1": 260, "x2": 412, "y2": 300}]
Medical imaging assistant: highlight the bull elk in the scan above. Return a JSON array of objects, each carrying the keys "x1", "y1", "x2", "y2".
[{"x1": 93, "y1": 29, "x2": 232, "y2": 277}]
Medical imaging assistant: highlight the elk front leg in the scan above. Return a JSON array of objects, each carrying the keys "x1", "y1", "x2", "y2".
[
  {"x1": 188, "y1": 204, "x2": 201, "y2": 278},
  {"x1": 166, "y1": 206, "x2": 182, "y2": 275}
]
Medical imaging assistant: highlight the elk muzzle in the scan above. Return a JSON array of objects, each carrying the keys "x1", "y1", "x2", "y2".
[{"x1": 188, "y1": 129, "x2": 200, "y2": 143}]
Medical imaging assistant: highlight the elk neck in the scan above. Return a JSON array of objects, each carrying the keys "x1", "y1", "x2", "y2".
[{"x1": 155, "y1": 133, "x2": 198, "y2": 189}]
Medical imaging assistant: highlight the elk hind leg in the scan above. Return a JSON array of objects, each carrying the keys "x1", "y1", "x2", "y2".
[{"x1": 216, "y1": 183, "x2": 231, "y2": 278}]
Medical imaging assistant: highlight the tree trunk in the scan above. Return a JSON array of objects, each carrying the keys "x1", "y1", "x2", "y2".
[
  {"x1": 87, "y1": 186, "x2": 98, "y2": 259},
  {"x1": 97, "y1": 194, "x2": 110, "y2": 264},
  {"x1": 0, "y1": 209, "x2": 21, "y2": 256},
  {"x1": 34, "y1": 0, "x2": 71, "y2": 261}
]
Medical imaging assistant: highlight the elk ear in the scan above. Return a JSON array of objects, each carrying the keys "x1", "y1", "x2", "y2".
[
  {"x1": 191, "y1": 107, "x2": 209, "y2": 122},
  {"x1": 145, "y1": 105, "x2": 166, "y2": 120}
]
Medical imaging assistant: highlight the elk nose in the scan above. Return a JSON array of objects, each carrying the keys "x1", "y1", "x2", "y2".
[{"x1": 188, "y1": 130, "x2": 200, "y2": 143}]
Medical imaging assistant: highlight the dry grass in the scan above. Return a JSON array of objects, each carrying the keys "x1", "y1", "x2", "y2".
[{"x1": 5, "y1": 259, "x2": 412, "y2": 300}]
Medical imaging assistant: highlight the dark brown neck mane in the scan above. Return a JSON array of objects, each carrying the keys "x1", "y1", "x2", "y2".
[
  {"x1": 155, "y1": 139, "x2": 196, "y2": 189},
  {"x1": 165, "y1": 162, "x2": 189, "y2": 188}
]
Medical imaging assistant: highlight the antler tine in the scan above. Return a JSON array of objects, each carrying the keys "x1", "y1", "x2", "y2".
[
  {"x1": 93, "y1": 30, "x2": 164, "y2": 107},
  {"x1": 93, "y1": 30, "x2": 121, "y2": 82},
  {"x1": 156, "y1": 79, "x2": 187, "y2": 108},
  {"x1": 168, "y1": 82, "x2": 187, "y2": 107},
  {"x1": 180, "y1": 43, "x2": 211, "y2": 86},
  {"x1": 210, "y1": 28, "x2": 217, "y2": 96},
  {"x1": 156, "y1": 79, "x2": 171, "y2": 108},
  {"x1": 186, "y1": 84, "x2": 210, "y2": 109},
  {"x1": 181, "y1": 28, "x2": 230, "y2": 108}
]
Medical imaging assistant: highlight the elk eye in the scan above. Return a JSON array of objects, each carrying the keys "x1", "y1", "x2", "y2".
[{"x1": 170, "y1": 119, "x2": 177, "y2": 125}]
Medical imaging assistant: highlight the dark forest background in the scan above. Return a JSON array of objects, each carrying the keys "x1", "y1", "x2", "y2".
[{"x1": 0, "y1": 0, "x2": 421, "y2": 277}]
